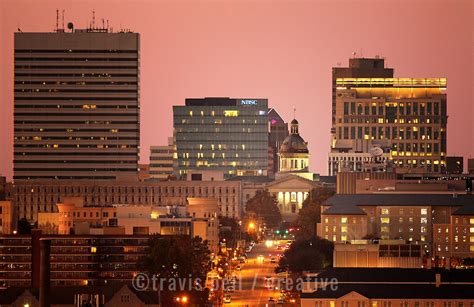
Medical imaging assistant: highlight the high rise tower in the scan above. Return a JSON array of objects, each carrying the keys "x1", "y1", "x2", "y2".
[
  {"x1": 329, "y1": 58, "x2": 447, "y2": 175},
  {"x1": 13, "y1": 29, "x2": 140, "y2": 180}
]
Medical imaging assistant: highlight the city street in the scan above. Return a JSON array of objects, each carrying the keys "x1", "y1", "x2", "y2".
[{"x1": 224, "y1": 241, "x2": 284, "y2": 307}]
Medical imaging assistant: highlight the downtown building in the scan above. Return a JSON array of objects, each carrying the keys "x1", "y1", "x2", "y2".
[
  {"x1": 13, "y1": 29, "x2": 140, "y2": 181},
  {"x1": 301, "y1": 268, "x2": 474, "y2": 307},
  {"x1": 318, "y1": 193, "x2": 474, "y2": 266},
  {"x1": 173, "y1": 97, "x2": 268, "y2": 178},
  {"x1": 0, "y1": 230, "x2": 149, "y2": 288},
  {"x1": 149, "y1": 137, "x2": 176, "y2": 180},
  {"x1": 6, "y1": 178, "x2": 242, "y2": 221},
  {"x1": 329, "y1": 57, "x2": 447, "y2": 175}
]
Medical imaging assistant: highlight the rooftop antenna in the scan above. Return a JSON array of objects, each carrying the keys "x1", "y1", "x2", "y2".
[
  {"x1": 352, "y1": 51, "x2": 357, "y2": 58},
  {"x1": 102, "y1": 18, "x2": 105, "y2": 30},
  {"x1": 62, "y1": 10, "x2": 65, "y2": 30},
  {"x1": 106, "y1": 19, "x2": 109, "y2": 31},
  {"x1": 92, "y1": 10, "x2": 96, "y2": 29},
  {"x1": 56, "y1": 9, "x2": 59, "y2": 31},
  {"x1": 293, "y1": 106, "x2": 296, "y2": 119}
]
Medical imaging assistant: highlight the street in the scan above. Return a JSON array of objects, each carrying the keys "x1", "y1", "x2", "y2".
[{"x1": 224, "y1": 241, "x2": 284, "y2": 307}]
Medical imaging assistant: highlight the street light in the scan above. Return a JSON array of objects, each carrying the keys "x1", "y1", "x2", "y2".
[{"x1": 248, "y1": 222, "x2": 255, "y2": 231}]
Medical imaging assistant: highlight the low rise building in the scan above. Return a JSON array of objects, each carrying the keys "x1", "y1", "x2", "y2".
[
  {"x1": 333, "y1": 240, "x2": 423, "y2": 268},
  {"x1": 0, "y1": 283, "x2": 159, "y2": 307},
  {"x1": 301, "y1": 268, "x2": 474, "y2": 307},
  {"x1": 319, "y1": 194, "x2": 474, "y2": 263},
  {"x1": 7, "y1": 178, "x2": 242, "y2": 221},
  {"x1": 0, "y1": 231, "x2": 149, "y2": 288},
  {"x1": 54, "y1": 196, "x2": 219, "y2": 252}
]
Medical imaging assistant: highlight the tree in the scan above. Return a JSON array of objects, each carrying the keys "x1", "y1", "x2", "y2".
[
  {"x1": 245, "y1": 189, "x2": 281, "y2": 228},
  {"x1": 276, "y1": 236, "x2": 333, "y2": 274},
  {"x1": 294, "y1": 187, "x2": 334, "y2": 240},
  {"x1": 137, "y1": 235, "x2": 211, "y2": 305},
  {"x1": 219, "y1": 217, "x2": 241, "y2": 248},
  {"x1": 17, "y1": 218, "x2": 32, "y2": 235}
]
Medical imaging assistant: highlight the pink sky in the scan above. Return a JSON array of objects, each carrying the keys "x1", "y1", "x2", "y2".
[{"x1": 1, "y1": 0, "x2": 473, "y2": 179}]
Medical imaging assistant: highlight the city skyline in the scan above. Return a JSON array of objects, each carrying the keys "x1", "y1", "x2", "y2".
[{"x1": 1, "y1": 0, "x2": 473, "y2": 179}]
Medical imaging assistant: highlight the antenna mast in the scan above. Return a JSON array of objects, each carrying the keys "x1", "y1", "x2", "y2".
[
  {"x1": 62, "y1": 10, "x2": 65, "y2": 30},
  {"x1": 56, "y1": 9, "x2": 59, "y2": 31},
  {"x1": 92, "y1": 10, "x2": 96, "y2": 29}
]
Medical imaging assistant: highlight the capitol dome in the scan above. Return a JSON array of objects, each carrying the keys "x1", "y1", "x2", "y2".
[
  {"x1": 278, "y1": 117, "x2": 310, "y2": 173},
  {"x1": 279, "y1": 119, "x2": 309, "y2": 154}
]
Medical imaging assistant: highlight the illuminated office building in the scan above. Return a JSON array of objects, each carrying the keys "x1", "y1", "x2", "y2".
[
  {"x1": 329, "y1": 61, "x2": 447, "y2": 175},
  {"x1": 173, "y1": 97, "x2": 268, "y2": 178},
  {"x1": 13, "y1": 29, "x2": 140, "y2": 180}
]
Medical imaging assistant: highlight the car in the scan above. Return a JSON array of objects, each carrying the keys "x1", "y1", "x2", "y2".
[
  {"x1": 268, "y1": 297, "x2": 275, "y2": 302},
  {"x1": 270, "y1": 257, "x2": 276, "y2": 263},
  {"x1": 225, "y1": 286, "x2": 235, "y2": 293},
  {"x1": 223, "y1": 295, "x2": 232, "y2": 303},
  {"x1": 277, "y1": 297, "x2": 285, "y2": 304},
  {"x1": 235, "y1": 265, "x2": 241, "y2": 271}
]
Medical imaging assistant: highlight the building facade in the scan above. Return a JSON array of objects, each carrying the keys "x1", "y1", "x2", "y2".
[
  {"x1": 149, "y1": 137, "x2": 176, "y2": 180},
  {"x1": 54, "y1": 197, "x2": 220, "y2": 252},
  {"x1": 331, "y1": 57, "x2": 394, "y2": 132},
  {"x1": 173, "y1": 97, "x2": 268, "y2": 178},
  {"x1": 0, "y1": 232, "x2": 149, "y2": 288},
  {"x1": 333, "y1": 241, "x2": 423, "y2": 268},
  {"x1": 14, "y1": 30, "x2": 140, "y2": 181},
  {"x1": 319, "y1": 194, "x2": 474, "y2": 263},
  {"x1": 301, "y1": 268, "x2": 474, "y2": 307},
  {"x1": 329, "y1": 76, "x2": 447, "y2": 175},
  {"x1": 6, "y1": 179, "x2": 242, "y2": 222}
]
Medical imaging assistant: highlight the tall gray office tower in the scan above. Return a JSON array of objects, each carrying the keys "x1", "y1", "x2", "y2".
[
  {"x1": 173, "y1": 97, "x2": 268, "y2": 178},
  {"x1": 13, "y1": 27, "x2": 140, "y2": 180}
]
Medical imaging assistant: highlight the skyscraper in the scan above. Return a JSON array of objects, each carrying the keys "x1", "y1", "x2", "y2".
[
  {"x1": 173, "y1": 97, "x2": 268, "y2": 178},
  {"x1": 329, "y1": 75, "x2": 447, "y2": 175},
  {"x1": 331, "y1": 57, "x2": 394, "y2": 134},
  {"x1": 13, "y1": 28, "x2": 140, "y2": 180}
]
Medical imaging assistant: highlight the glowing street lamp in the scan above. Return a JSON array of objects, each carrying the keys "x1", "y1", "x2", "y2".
[{"x1": 248, "y1": 222, "x2": 255, "y2": 231}]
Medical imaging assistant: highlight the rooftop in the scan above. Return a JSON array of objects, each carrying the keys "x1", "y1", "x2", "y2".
[
  {"x1": 323, "y1": 194, "x2": 474, "y2": 207},
  {"x1": 336, "y1": 77, "x2": 447, "y2": 88}
]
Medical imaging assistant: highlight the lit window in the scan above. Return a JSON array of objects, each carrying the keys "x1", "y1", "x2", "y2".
[
  {"x1": 224, "y1": 110, "x2": 239, "y2": 117},
  {"x1": 341, "y1": 226, "x2": 348, "y2": 233},
  {"x1": 421, "y1": 208, "x2": 428, "y2": 215},
  {"x1": 341, "y1": 217, "x2": 348, "y2": 223},
  {"x1": 381, "y1": 208, "x2": 389, "y2": 215},
  {"x1": 380, "y1": 217, "x2": 390, "y2": 224}
]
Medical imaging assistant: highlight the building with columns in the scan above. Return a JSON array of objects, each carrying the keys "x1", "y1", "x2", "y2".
[{"x1": 266, "y1": 174, "x2": 321, "y2": 222}]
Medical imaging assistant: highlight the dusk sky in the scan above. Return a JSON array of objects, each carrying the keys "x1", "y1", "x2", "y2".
[{"x1": 1, "y1": 0, "x2": 472, "y2": 179}]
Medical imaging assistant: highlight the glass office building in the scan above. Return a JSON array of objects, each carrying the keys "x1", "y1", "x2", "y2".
[{"x1": 173, "y1": 97, "x2": 268, "y2": 178}]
